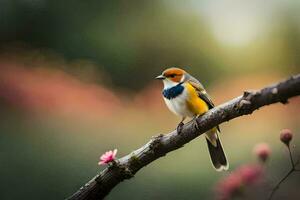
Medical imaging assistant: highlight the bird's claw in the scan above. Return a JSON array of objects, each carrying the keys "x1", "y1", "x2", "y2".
[{"x1": 176, "y1": 122, "x2": 184, "y2": 134}]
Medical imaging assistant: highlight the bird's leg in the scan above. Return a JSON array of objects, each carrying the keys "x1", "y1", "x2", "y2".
[{"x1": 176, "y1": 117, "x2": 186, "y2": 134}]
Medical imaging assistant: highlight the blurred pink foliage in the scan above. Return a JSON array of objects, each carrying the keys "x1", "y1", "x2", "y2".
[
  {"x1": 0, "y1": 65, "x2": 121, "y2": 118},
  {"x1": 237, "y1": 165, "x2": 264, "y2": 185},
  {"x1": 216, "y1": 143, "x2": 270, "y2": 200},
  {"x1": 134, "y1": 82, "x2": 165, "y2": 111},
  {"x1": 216, "y1": 164, "x2": 264, "y2": 200}
]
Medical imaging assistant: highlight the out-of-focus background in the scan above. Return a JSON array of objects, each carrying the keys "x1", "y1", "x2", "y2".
[{"x1": 0, "y1": 1, "x2": 299, "y2": 200}]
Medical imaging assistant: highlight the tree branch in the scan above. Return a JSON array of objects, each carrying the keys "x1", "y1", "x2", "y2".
[{"x1": 66, "y1": 74, "x2": 300, "y2": 200}]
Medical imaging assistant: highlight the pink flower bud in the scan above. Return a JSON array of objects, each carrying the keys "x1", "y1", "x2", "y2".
[
  {"x1": 253, "y1": 143, "x2": 271, "y2": 163},
  {"x1": 98, "y1": 149, "x2": 118, "y2": 165},
  {"x1": 280, "y1": 129, "x2": 293, "y2": 146}
]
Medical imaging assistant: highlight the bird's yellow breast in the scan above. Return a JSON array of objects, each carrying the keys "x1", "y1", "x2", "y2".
[{"x1": 185, "y1": 83, "x2": 209, "y2": 115}]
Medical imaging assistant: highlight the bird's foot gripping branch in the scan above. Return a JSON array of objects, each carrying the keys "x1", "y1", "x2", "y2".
[{"x1": 67, "y1": 74, "x2": 300, "y2": 200}]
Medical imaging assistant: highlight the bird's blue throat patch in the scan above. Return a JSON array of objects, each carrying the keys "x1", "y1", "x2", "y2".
[{"x1": 162, "y1": 82, "x2": 184, "y2": 99}]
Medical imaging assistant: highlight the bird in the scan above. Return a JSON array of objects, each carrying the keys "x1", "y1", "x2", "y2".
[{"x1": 155, "y1": 67, "x2": 229, "y2": 171}]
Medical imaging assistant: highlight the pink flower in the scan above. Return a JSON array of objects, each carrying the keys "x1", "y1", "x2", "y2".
[
  {"x1": 98, "y1": 149, "x2": 118, "y2": 165},
  {"x1": 216, "y1": 173, "x2": 243, "y2": 200},
  {"x1": 280, "y1": 129, "x2": 293, "y2": 146},
  {"x1": 237, "y1": 164, "x2": 264, "y2": 185},
  {"x1": 216, "y1": 164, "x2": 265, "y2": 200},
  {"x1": 253, "y1": 143, "x2": 271, "y2": 163}
]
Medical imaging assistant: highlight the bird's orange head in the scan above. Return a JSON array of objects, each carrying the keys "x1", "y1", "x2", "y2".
[{"x1": 155, "y1": 67, "x2": 186, "y2": 83}]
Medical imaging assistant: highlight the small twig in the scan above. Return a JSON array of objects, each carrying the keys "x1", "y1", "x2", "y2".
[
  {"x1": 295, "y1": 155, "x2": 300, "y2": 166},
  {"x1": 288, "y1": 146, "x2": 295, "y2": 168},
  {"x1": 268, "y1": 146, "x2": 300, "y2": 200},
  {"x1": 295, "y1": 156, "x2": 300, "y2": 171},
  {"x1": 268, "y1": 168, "x2": 294, "y2": 200}
]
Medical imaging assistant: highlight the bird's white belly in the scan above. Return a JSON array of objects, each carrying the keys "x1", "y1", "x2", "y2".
[{"x1": 163, "y1": 90, "x2": 195, "y2": 118}]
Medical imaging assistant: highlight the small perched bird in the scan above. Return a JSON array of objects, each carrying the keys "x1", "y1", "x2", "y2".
[{"x1": 156, "y1": 67, "x2": 229, "y2": 171}]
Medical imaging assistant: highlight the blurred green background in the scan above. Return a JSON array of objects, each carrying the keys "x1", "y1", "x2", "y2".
[{"x1": 0, "y1": 0, "x2": 300, "y2": 200}]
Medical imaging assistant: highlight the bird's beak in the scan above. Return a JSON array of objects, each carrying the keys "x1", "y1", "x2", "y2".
[{"x1": 155, "y1": 75, "x2": 165, "y2": 80}]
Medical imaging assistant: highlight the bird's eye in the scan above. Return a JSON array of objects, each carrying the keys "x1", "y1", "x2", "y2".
[{"x1": 169, "y1": 74, "x2": 176, "y2": 78}]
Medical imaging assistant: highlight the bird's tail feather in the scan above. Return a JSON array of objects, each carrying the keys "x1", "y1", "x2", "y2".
[{"x1": 206, "y1": 132, "x2": 229, "y2": 171}]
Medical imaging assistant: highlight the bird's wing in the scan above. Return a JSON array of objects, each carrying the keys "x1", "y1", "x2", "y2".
[
  {"x1": 187, "y1": 74, "x2": 220, "y2": 132},
  {"x1": 186, "y1": 74, "x2": 215, "y2": 109}
]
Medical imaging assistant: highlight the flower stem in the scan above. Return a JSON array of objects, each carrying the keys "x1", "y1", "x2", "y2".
[
  {"x1": 288, "y1": 146, "x2": 295, "y2": 168},
  {"x1": 268, "y1": 145, "x2": 299, "y2": 200},
  {"x1": 267, "y1": 168, "x2": 294, "y2": 200}
]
